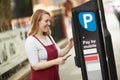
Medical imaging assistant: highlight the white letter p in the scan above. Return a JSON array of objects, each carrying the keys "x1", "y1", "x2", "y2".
[{"x1": 83, "y1": 14, "x2": 93, "y2": 29}]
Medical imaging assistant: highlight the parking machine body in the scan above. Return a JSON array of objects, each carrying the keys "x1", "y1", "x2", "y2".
[{"x1": 72, "y1": 0, "x2": 118, "y2": 80}]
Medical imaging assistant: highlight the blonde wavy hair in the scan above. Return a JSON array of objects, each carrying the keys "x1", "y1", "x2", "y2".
[{"x1": 27, "y1": 9, "x2": 51, "y2": 36}]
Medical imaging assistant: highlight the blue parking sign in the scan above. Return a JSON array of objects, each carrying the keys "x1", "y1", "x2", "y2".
[{"x1": 78, "y1": 12, "x2": 97, "y2": 32}]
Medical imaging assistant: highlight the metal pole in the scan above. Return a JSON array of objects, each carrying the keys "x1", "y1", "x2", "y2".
[{"x1": 97, "y1": 0, "x2": 118, "y2": 80}]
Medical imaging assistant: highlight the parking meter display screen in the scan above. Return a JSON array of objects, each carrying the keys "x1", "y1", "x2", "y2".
[
  {"x1": 78, "y1": 11, "x2": 101, "y2": 55},
  {"x1": 76, "y1": 10, "x2": 103, "y2": 80}
]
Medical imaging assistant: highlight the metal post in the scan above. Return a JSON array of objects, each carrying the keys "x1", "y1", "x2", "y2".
[{"x1": 97, "y1": 0, "x2": 118, "y2": 80}]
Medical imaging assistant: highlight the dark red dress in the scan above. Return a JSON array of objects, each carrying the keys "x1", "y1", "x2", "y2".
[{"x1": 30, "y1": 35, "x2": 60, "y2": 80}]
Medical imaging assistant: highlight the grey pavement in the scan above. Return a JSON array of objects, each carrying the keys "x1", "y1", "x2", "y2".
[{"x1": 59, "y1": 4, "x2": 120, "y2": 80}]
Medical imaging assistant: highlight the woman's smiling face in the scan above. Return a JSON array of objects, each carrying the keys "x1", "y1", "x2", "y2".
[{"x1": 38, "y1": 14, "x2": 51, "y2": 33}]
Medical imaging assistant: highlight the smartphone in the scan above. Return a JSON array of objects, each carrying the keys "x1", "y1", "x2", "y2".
[{"x1": 65, "y1": 55, "x2": 71, "y2": 60}]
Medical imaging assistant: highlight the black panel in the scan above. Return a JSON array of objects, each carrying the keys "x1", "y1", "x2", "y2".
[{"x1": 12, "y1": 0, "x2": 33, "y2": 19}]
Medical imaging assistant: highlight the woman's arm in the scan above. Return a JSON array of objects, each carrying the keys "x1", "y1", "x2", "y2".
[
  {"x1": 59, "y1": 38, "x2": 74, "y2": 57},
  {"x1": 32, "y1": 57, "x2": 65, "y2": 70},
  {"x1": 49, "y1": 36, "x2": 74, "y2": 57}
]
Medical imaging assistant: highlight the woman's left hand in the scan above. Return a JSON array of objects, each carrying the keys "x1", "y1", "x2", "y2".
[{"x1": 58, "y1": 38, "x2": 74, "y2": 57}]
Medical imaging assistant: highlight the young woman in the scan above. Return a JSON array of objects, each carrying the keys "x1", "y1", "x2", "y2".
[{"x1": 25, "y1": 9, "x2": 73, "y2": 80}]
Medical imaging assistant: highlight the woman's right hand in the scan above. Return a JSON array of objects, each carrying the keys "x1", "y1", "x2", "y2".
[{"x1": 54, "y1": 57, "x2": 66, "y2": 65}]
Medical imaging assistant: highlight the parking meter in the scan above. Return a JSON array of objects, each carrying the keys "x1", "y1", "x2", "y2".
[{"x1": 72, "y1": 0, "x2": 118, "y2": 80}]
